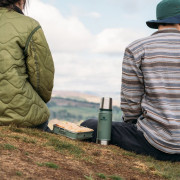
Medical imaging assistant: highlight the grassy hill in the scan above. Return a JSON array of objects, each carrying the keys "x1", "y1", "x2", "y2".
[
  {"x1": 47, "y1": 97, "x2": 123, "y2": 123},
  {"x1": 0, "y1": 126, "x2": 180, "y2": 180}
]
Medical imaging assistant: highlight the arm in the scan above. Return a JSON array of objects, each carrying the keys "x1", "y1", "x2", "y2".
[
  {"x1": 121, "y1": 48, "x2": 144, "y2": 124},
  {"x1": 25, "y1": 25, "x2": 55, "y2": 103}
]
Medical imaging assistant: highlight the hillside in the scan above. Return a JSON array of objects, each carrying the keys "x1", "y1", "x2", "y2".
[
  {"x1": 52, "y1": 90, "x2": 120, "y2": 106},
  {"x1": 0, "y1": 126, "x2": 180, "y2": 180},
  {"x1": 47, "y1": 97, "x2": 123, "y2": 123}
]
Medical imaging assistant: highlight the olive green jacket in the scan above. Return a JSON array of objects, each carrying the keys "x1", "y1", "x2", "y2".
[{"x1": 0, "y1": 8, "x2": 55, "y2": 127}]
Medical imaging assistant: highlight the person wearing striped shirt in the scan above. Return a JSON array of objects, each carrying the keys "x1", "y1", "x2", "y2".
[{"x1": 81, "y1": 0, "x2": 180, "y2": 161}]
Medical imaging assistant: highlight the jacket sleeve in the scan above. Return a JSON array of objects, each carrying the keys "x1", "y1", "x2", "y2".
[
  {"x1": 120, "y1": 48, "x2": 144, "y2": 124},
  {"x1": 24, "y1": 25, "x2": 55, "y2": 103}
]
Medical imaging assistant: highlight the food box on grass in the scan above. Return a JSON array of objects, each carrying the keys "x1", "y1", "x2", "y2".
[{"x1": 53, "y1": 121, "x2": 94, "y2": 140}]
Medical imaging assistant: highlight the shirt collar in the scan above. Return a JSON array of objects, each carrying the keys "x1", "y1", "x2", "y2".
[{"x1": 152, "y1": 28, "x2": 180, "y2": 36}]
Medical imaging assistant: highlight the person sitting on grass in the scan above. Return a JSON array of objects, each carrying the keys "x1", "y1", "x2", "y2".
[
  {"x1": 0, "y1": 0, "x2": 54, "y2": 132},
  {"x1": 81, "y1": 0, "x2": 180, "y2": 162}
]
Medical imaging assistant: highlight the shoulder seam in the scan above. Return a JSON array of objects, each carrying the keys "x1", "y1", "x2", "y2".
[{"x1": 24, "y1": 25, "x2": 41, "y2": 56}]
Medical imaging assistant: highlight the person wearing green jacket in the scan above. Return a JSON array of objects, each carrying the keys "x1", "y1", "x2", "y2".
[{"x1": 0, "y1": 0, "x2": 55, "y2": 131}]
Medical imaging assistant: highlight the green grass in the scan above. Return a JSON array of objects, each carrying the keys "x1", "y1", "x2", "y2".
[
  {"x1": 145, "y1": 160, "x2": 180, "y2": 180},
  {"x1": 23, "y1": 137, "x2": 37, "y2": 144},
  {"x1": 9, "y1": 135, "x2": 21, "y2": 140},
  {"x1": 109, "y1": 175, "x2": 124, "y2": 180},
  {"x1": 37, "y1": 162, "x2": 59, "y2": 169},
  {"x1": 9, "y1": 125, "x2": 24, "y2": 133},
  {"x1": 81, "y1": 156, "x2": 95, "y2": 164},
  {"x1": 8, "y1": 126, "x2": 50, "y2": 139},
  {"x1": 16, "y1": 171, "x2": 22, "y2": 176},
  {"x1": 47, "y1": 137, "x2": 84, "y2": 157},
  {"x1": 3, "y1": 144, "x2": 16, "y2": 150},
  {"x1": 22, "y1": 129, "x2": 50, "y2": 138},
  {"x1": 124, "y1": 153, "x2": 180, "y2": 180},
  {"x1": 96, "y1": 173, "x2": 107, "y2": 179},
  {"x1": 25, "y1": 152, "x2": 29, "y2": 156},
  {"x1": 8, "y1": 134, "x2": 37, "y2": 144},
  {"x1": 96, "y1": 173, "x2": 124, "y2": 180},
  {"x1": 122, "y1": 151, "x2": 137, "y2": 157},
  {"x1": 84, "y1": 174, "x2": 94, "y2": 180}
]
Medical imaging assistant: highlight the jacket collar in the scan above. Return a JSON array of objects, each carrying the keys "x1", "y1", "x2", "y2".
[{"x1": 152, "y1": 28, "x2": 180, "y2": 36}]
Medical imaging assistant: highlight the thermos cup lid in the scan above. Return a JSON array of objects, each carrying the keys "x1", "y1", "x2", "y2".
[{"x1": 100, "y1": 97, "x2": 112, "y2": 110}]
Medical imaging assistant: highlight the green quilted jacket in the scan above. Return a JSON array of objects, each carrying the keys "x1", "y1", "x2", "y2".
[{"x1": 0, "y1": 8, "x2": 54, "y2": 127}]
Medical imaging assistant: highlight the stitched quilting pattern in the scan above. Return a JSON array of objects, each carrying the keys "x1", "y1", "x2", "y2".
[{"x1": 0, "y1": 9, "x2": 54, "y2": 127}]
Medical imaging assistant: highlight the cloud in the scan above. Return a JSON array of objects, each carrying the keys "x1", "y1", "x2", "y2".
[
  {"x1": 26, "y1": 0, "x2": 147, "y2": 99},
  {"x1": 87, "y1": 12, "x2": 101, "y2": 18},
  {"x1": 108, "y1": 0, "x2": 159, "y2": 13},
  {"x1": 70, "y1": 5, "x2": 101, "y2": 19},
  {"x1": 53, "y1": 53, "x2": 122, "y2": 95},
  {"x1": 27, "y1": 0, "x2": 146, "y2": 55},
  {"x1": 27, "y1": 0, "x2": 94, "y2": 53},
  {"x1": 93, "y1": 28, "x2": 146, "y2": 55}
]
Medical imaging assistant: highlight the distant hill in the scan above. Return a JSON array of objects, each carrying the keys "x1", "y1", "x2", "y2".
[
  {"x1": 52, "y1": 90, "x2": 100, "y2": 102},
  {"x1": 47, "y1": 96, "x2": 123, "y2": 123},
  {"x1": 52, "y1": 90, "x2": 120, "y2": 106}
]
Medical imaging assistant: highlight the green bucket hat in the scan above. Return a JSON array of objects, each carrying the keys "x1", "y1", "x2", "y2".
[{"x1": 146, "y1": 0, "x2": 180, "y2": 29}]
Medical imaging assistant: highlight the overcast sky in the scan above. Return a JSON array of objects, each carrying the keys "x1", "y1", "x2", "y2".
[{"x1": 26, "y1": 0, "x2": 160, "y2": 100}]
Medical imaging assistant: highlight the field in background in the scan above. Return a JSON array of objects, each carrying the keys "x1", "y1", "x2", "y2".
[
  {"x1": 47, "y1": 96, "x2": 123, "y2": 123},
  {"x1": 52, "y1": 90, "x2": 120, "y2": 106}
]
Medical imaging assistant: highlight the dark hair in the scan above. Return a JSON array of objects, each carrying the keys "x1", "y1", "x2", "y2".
[{"x1": 0, "y1": 0, "x2": 27, "y2": 9}]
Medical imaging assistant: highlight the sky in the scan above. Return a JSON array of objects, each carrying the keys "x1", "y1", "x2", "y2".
[{"x1": 26, "y1": 0, "x2": 160, "y2": 100}]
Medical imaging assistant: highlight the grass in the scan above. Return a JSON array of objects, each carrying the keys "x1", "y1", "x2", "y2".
[
  {"x1": 47, "y1": 137, "x2": 84, "y2": 157},
  {"x1": 0, "y1": 126, "x2": 180, "y2": 180},
  {"x1": 16, "y1": 171, "x2": 22, "y2": 176},
  {"x1": 85, "y1": 173, "x2": 124, "y2": 180},
  {"x1": 145, "y1": 160, "x2": 180, "y2": 179},
  {"x1": 122, "y1": 151, "x2": 137, "y2": 157},
  {"x1": 25, "y1": 152, "x2": 29, "y2": 156},
  {"x1": 96, "y1": 173, "x2": 107, "y2": 179},
  {"x1": 8, "y1": 125, "x2": 49, "y2": 138},
  {"x1": 23, "y1": 137, "x2": 37, "y2": 144},
  {"x1": 84, "y1": 174, "x2": 94, "y2": 180},
  {"x1": 123, "y1": 152, "x2": 180, "y2": 180},
  {"x1": 37, "y1": 162, "x2": 59, "y2": 169},
  {"x1": 8, "y1": 125, "x2": 24, "y2": 133},
  {"x1": 3, "y1": 144, "x2": 16, "y2": 150},
  {"x1": 109, "y1": 175, "x2": 123, "y2": 180},
  {"x1": 8, "y1": 135, "x2": 21, "y2": 140},
  {"x1": 81, "y1": 156, "x2": 95, "y2": 164},
  {"x1": 92, "y1": 151, "x2": 101, "y2": 157}
]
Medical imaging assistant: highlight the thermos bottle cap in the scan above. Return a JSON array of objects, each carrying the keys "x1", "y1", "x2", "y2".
[{"x1": 100, "y1": 97, "x2": 112, "y2": 110}]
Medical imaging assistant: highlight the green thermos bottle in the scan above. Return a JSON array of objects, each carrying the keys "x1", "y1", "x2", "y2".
[{"x1": 96, "y1": 97, "x2": 112, "y2": 145}]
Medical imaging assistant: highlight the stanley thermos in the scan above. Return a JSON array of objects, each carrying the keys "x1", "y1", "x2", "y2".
[{"x1": 96, "y1": 97, "x2": 112, "y2": 145}]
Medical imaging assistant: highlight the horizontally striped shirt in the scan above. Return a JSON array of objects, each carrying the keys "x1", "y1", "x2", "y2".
[{"x1": 121, "y1": 29, "x2": 180, "y2": 154}]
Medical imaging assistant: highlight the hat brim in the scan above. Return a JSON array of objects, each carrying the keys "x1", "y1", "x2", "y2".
[{"x1": 146, "y1": 14, "x2": 180, "y2": 29}]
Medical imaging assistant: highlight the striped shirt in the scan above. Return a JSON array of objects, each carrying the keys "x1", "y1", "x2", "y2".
[{"x1": 121, "y1": 29, "x2": 180, "y2": 154}]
